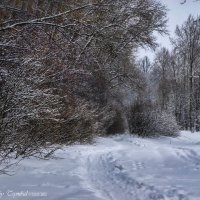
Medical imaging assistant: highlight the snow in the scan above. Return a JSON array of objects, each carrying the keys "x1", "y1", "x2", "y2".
[{"x1": 0, "y1": 131, "x2": 200, "y2": 200}]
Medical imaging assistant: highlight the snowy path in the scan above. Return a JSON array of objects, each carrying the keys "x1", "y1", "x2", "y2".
[{"x1": 0, "y1": 131, "x2": 200, "y2": 200}]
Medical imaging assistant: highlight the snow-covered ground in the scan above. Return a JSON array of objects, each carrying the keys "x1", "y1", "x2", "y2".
[{"x1": 0, "y1": 131, "x2": 200, "y2": 200}]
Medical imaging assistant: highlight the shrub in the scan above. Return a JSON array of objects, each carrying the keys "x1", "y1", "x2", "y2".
[{"x1": 129, "y1": 103, "x2": 179, "y2": 137}]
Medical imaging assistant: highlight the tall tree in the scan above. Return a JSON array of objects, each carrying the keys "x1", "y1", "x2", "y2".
[{"x1": 173, "y1": 15, "x2": 200, "y2": 130}]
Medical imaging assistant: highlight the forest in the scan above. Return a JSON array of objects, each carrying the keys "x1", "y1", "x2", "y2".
[{"x1": 0, "y1": 0, "x2": 200, "y2": 173}]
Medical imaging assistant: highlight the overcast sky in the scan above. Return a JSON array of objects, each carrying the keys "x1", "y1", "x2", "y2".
[{"x1": 138, "y1": 0, "x2": 200, "y2": 60}]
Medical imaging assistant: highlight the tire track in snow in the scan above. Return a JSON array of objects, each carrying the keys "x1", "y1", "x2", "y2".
[
  {"x1": 86, "y1": 146, "x2": 190, "y2": 200},
  {"x1": 175, "y1": 147, "x2": 200, "y2": 167}
]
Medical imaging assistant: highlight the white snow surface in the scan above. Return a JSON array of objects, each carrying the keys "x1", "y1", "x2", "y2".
[{"x1": 0, "y1": 131, "x2": 200, "y2": 200}]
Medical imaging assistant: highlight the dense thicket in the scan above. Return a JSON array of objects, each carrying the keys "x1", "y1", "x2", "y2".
[{"x1": 0, "y1": 0, "x2": 168, "y2": 172}]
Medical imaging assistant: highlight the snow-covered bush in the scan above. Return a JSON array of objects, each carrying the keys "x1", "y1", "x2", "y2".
[
  {"x1": 154, "y1": 112, "x2": 180, "y2": 136},
  {"x1": 57, "y1": 101, "x2": 115, "y2": 144},
  {"x1": 129, "y1": 103, "x2": 179, "y2": 137}
]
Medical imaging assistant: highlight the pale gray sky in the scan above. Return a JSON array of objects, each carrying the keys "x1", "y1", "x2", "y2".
[{"x1": 138, "y1": 0, "x2": 200, "y2": 60}]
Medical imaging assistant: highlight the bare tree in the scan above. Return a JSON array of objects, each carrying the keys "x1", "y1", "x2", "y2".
[
  {"x1": 150, "y1": 15, "x2": 200, "y2": 131},
  {"x1": 139, "y1": 56, "x2": 152, "y2": 74},
  {"x1": 173, "y1": 15, "x2": 200, "y2": 130}
]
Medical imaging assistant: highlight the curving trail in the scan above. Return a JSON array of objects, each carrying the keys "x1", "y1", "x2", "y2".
[
  {"x1": 0, "y1": 131, "x2": 200, "y2": 200},
  {"x1": 84, "y1": 136, "x2": 198, "y2": 200}
]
